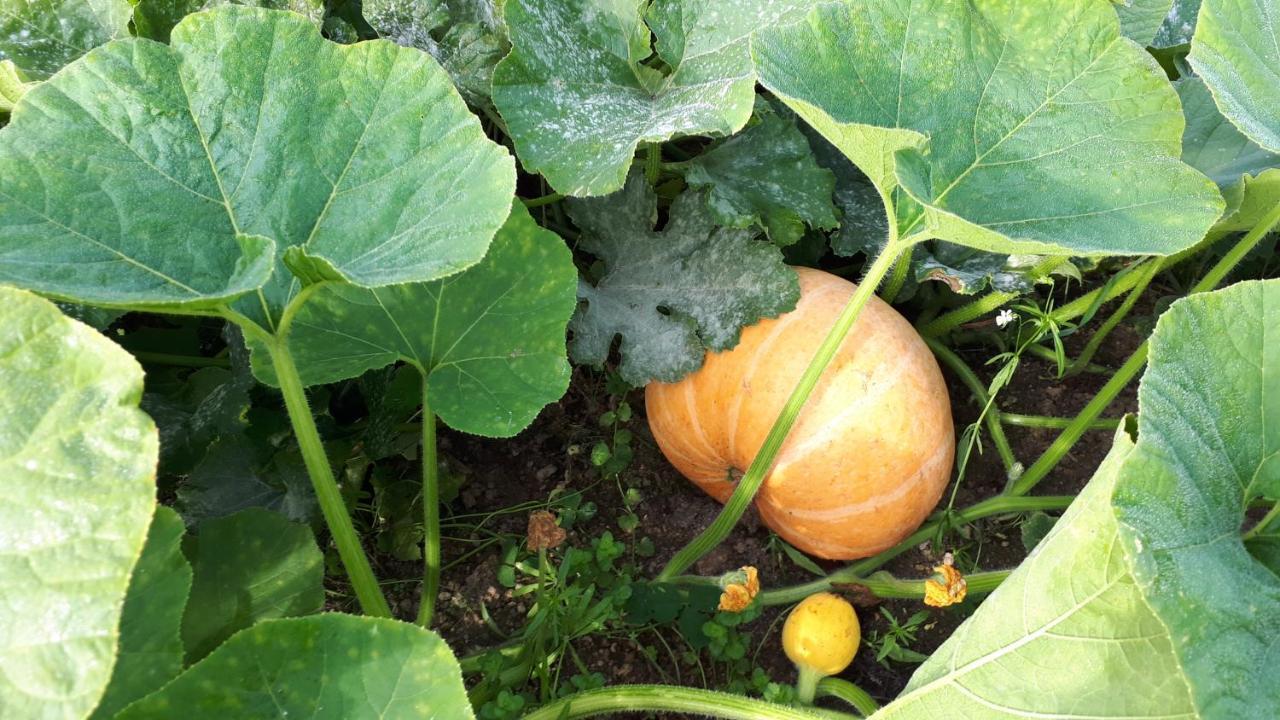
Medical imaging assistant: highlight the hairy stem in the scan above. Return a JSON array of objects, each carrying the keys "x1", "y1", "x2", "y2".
[
  {"x1": 416, "y1": 384, "x2": 441, "y2": 627},
  {"x1": 1066, "y1": 258, "x2": 1160, "y2": 376},
  {"x1": 880, "y1": 246, "x2": 912, "y2": 304},
  {"x1": 760, "y1": 495, "x2": 1071, "y2": 605},
  {"x1": 1244, "y1": 502, "x2": 1280, "y2": 541},
  {"x1": 519, "y1": 686, "x2": 851, "y2": 720},
  {"x1": 656, "y1": 239, "x2": 909, "y2": 581},
  {"x1": 268, "y1": 341, "x2": 391, "y2": 618},
  {"x1": 795, "y1": 665, "x2": 823, "y2": 705},
  {"x1": 925, "y1": 337, "x2": 1017, "y2": 473},
  {"x1": 816, "y1": 678, "x2": 879, "y2": 718},
  {"x1": 1001, "y1": 413, "x2": 1120, "y2": 431},
  {"x1": 522, "y1": 193, "x2": 564, "y2": 208}
]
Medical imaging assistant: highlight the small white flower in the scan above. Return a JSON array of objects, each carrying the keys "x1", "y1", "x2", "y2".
[{"x1": 995, "y1": 309, "x2": 1017, "y2": 328}]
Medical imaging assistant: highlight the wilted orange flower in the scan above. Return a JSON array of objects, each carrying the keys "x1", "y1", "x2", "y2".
[
  {"x1": 718, "y1": 566, "x2": 760, "y2": 612},
  {"x1": 526, "y1": 510, "x2": 566, "y2": 551},
  {"x1": 923, "y1": 554, "x2": 967, "y2": 607}
]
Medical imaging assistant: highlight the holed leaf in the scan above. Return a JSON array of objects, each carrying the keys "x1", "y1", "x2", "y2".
[
  {"x1": 267, "y1": 202, "x2": 577, "y2": 438},
  {"x1": 1190, "y1": 0, "x2": 1280, "y2": 152},
  {"x1": 0, "y1": 287, "x2": 158, "y2": 719},
  {"x1": 180, "y1": 507, "x2": 324, "y2": 663},
  {"x1": 681, "y1": 98, "x2": 837, "y2": 246},
  {"x1": 0, "y1": 0, "x2": 130, "y2": 78},
  {"x1": 92, "y1": 507, "x2": 192, "y2": 719},
  {"x1": 754, "y1": 0, "x2": 1223, "y2": 256},
  {"x1": 0, "y1": 6, "x2": 515, "y2": 329},
  {"x1": 567, "y1": 174, "x2": 799, "y2": 385},
  {"x1": 1112, "y1": 279, "x2": 1280, "y2": 715},
  {"x1": 132, "y1": 0, "x2": 325, "y2": 43},
  {"x1": 116, "y1": 614, "x2": 475, "y2": 719},
  {"x1": 492, "y1": 0, "x2": 820, "y2": 196}
]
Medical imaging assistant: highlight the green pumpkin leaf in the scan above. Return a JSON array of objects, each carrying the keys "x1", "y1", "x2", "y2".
[
  {"x1": 364, "y1": 0, "x2": 508, "y2": 109},
  {"x1": 0, "y1": 0, "x2": 130, "y2": 78},
  {"x1": 180, "y1": 507, "x2": 324, "y2": 663},
  {"x1": 681, "y1": 99, "x2": 837, "y2": 247},
  {"x1": 0, "y1": 6, "x2": 515, "y2": 330},
  {"x1": 566, "y1": 174, "x2": 799, "y2": 385},
  {"x1": 176, "y1": 437, "x2": 319, "y2": 528},
  {"x1": 116, "y1": 614, "x2": 475, "y2": 719},
  {"x1": 132, "y1": 0, "x2": 325, "y2": 43},
  {"x1": 1111, "y1": 279, "x2": 1280, "y2": 715},
  {"x1": 876, "y1": 430, "x2": 1199, "y2": 717},
  {"x1": 492, "y1": 0, "x2": 820, "y2": 196},
  {"x1": 265, "y1": 202, "x2": 577, "y2": 438},
  {"x1": 1153, "y1": 0, "x2": 1201, "y2": 46},
  {"x1": 0, "y1": 287, "x2": 158, "y2": 719},
  {"x1": 0, "y1": 58, "x2": 34, "y2": 111},
  {"x1": 92, "y1": 507, "x2": 192, "y2": 719},
  {"x1": 801, "y1": 125, "x2": 890, "y2": 257},
  {"x1": 876, "y1": 280, "x2": 1280, "y2": 718},
  {"x1": 1190, "y1": 0, "x2": 1280, "y2": 152},
  {"x1": 754, "y1": 0, "x2": 1223, "y2": 256},
  {"x1": 1112, "y1": 0, "x2": 1175, "y2": 46}
]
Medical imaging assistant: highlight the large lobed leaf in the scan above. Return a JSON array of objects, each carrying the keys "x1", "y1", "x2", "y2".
[
  {"x1": 0, "y1": 6, "x2": 515, "y2": 330},
  {"x1": 1112, "y1": 0, "x2": 1175, "y2": 46},
  {"x1": 116, "y1": 614, "x2": 475, "y2": 719},
  {"x1": 0, "y1": 0, "x2": 130, "y2": 78},
  {"x1": 754, "y1": 0, "x2": 1223, "y2": 257},
  {"x1": 492, "y1": 0, "x2": 821, "y2": 196},
  {"x1": 875, "y1": 279, "x2": 1280, "y2": 718},
  {"x1": 566, "y1": 175, "x2": 800, "y2": 385},
  {"x1": 0, "y1": 287, "x2": 159, "y2": 720},
  {"x1": 132, "y1": 0, "x2": 325, "y2": 43},
  {"x1": 267, "y1": 202, "x2": 578, "y2": 437},
  {"x1": 1189, "y1": 0, "x2": 1280, "y2": 152}
]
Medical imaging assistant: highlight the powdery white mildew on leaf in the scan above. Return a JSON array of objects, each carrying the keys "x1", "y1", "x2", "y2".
[
  {"x1": 0, "y1": 287, "x2": 158, "y2": 720},
  {"x1": 0, "y1": 0, "x2": 130, "y2": 78},
  {"x1": 567, "y1": 174, "x2": 800, "y2": 385},
  {"x1": 115, "y1": 615, "x2": 475, "y2": 719},
  {"x1": 0, "y1": 6, "x2": 515, "y2": 330},
  {"x1": 492, "y1": 0, "x2": 821, "y2": 196},
  {"x1": 131, "y1": 0, "x2": 325, "y2": 42},
  {"x1": 754, "y1": 0, "x2": 1224, "y2": 257},
  {"x1": 682, "y1": 98, "x2": 837, "y2": 247},
  {"x1": 1189, "y1": 0, "x2": 1280, "y2": 152},
  {"x1": 1153, "y1": 0, "x2": 1201, "y2": 46},
  {"x1": 268, "y1": 202, "x2": 578, "y2": 438}
]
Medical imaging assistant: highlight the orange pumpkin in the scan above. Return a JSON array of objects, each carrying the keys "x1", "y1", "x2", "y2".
[{"x1": 645, "y1": 267, "x2": 954, "y2": 560}]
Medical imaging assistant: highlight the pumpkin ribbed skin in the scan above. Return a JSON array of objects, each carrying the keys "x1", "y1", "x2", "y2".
[{"x1": 645, "y1": 267, "x2": 954, "y2": 560}]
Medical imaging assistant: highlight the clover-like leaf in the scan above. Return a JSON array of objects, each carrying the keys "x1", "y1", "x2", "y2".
[
  {"x1": 268, "y1": 202, "x2": 577, "y2": 437},
  {"x1": 364, "y1": 0, "x2": 507, "y2": 109},
  {"x1": 1190, "y1": 0, "x2": 1280, "y2": 152},
  {"x1": 1112, "y1": 0, "x2": 1175, "y2": 46},
  {"x1": 116, "y1": 615, "x2": 475, "y2": 719},
  {"x1": 0, "y1": 287, "x2": 158, "y2": 719},
  {"x1": 1111, "y1": 279, "x2": 1280, "y2": 715},
  {"x1": 0, "y1": 6, "x2": 515, "y2": 331},
  {"x1": 567, "y1": 174, "x2": 799, "y2": 385},
  {"x1": 0, "y1": 0, "x2": 130, "y2": 78},
  {"x1": 754, "y1": 0, "x2": 1223, "y2": 257},
  {"x1": 92, "y1": 507, "x2": 192, "y2": 719},
  {"x1": 875, "y1": 430, "x2": 1200, "y2": 718},
  {"x1": 681, "y1": 99, "x2": 837, "y2": 246},
  {"x1": 492, "y1": 0, "x2": 820, "y2": 196},
  {"x1": 181, "y1": 508, "x2": 324, "y2": 663},
  {"x1": 132, "y1": 0, "x2": 324, "y2": 42}
]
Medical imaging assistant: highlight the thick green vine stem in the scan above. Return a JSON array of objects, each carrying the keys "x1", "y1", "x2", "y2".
[
  {"x1": 795, "y1": 665, "x2": 824, "y2": 705},
  {"x1": 267, "y1": 340, "x2": 393, "y2": 618},
  {"x1": 656, "y1": 239, "x2": 909, "y2": 581},
  {"x1": 1066, "y1": 257, "x2": 1160, "y2": 376},
  {"x1": 925, "y1": 336, "x2": 1017, "y2": 473},
  {"x1": 1010, "y1": 201, "x2": 1280, "y2": 496},
  {"x1": 918, "y1": 255, "x2": 1068, "y2": 338},
  {"x1": 880, "y1": 246, "x2": 913, "y2": 304},
  {"x1": 760, "y1": 494, "x2": 1072, "y2": 605},
  {"x1": 816, "y1": 678, "x2": 879, "y2": 718},
  {"x1": 1001, "y1": 413, "x2": 1119, "y2": 431},
  {"x1": 416, "y1": 385, "x2": 441, "y2": 627},
  {"x1": 518, "y1": 686, "x2": 852, "y2": 720}
]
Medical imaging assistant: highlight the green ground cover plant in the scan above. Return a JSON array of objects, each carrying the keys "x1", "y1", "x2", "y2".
[{"x1": 0, "y1": 0, "x2": 1276, "y2": 718}]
